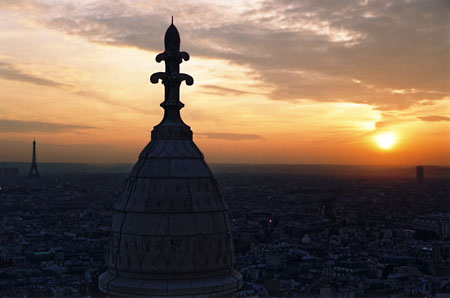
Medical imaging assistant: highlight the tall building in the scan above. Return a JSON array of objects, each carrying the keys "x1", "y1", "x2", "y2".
[
  {"x1": 99, "y1": 22, "x2": 242, "y2": 297},
  {"x1": 416, "y1": 165, "x2": 424, "y2": 184},
  {"x1": 28, "y1": 140, "x2": 40, "y2": 179}
]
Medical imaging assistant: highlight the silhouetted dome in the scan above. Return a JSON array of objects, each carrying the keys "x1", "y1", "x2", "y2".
[{"x1": 98, "y1": 22, "x2": 242, "y2": 297}]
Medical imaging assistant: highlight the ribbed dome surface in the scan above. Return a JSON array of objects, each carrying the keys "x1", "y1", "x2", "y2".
[{"x1": 98, "y1": 23, "x2": 242, "y2": 297}]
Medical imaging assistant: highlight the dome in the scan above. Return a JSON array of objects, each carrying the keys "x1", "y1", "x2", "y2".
[{"x1": 98, "y1": 23, "x2": 242, "y2": 297}]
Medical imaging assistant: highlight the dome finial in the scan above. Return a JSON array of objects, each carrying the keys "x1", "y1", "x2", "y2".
[
  {"x1": 171, "y1": 16, "x2": 173, "y2": 25},
  {"x1": 149, "y1": 22, "x2": 194, "y2": 140}
]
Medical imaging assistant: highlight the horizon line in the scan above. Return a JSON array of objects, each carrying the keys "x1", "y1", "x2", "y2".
[{"x1": 0, "y1": 161, "x2": 449, "y2": 168}]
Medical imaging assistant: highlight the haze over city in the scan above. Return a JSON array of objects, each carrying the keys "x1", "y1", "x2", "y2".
[{"x1": 0, "y1": 0, "x2": 449, "y2": 165}]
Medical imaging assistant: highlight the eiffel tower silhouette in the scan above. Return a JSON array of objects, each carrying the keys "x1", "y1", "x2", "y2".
[{"x1": 28, "y1": 139, "x2": 40, "y2": 179}]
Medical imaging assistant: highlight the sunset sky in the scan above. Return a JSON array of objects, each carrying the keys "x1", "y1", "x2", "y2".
[{"x1": 0, "y1": 0, "x2": 448, "y2": 165}]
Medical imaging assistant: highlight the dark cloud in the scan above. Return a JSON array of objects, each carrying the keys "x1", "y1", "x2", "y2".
[
  {"x1": 0, "y1": 119, "x2": 95, "y2": 133},
  {"x1": 0, "y1": 61, "x2": 69, "y2": 88},
  {"x1": 199, "y1": 85, "x2": 255, "y2": 96},
  {"x1": 418, "y1": 115, "x2": 450, "y2": 122},
  {"x1": 39, "y1": 0, "x2": 450, "y2": 110},
  {"x1": 0, "y1": 138, "x2": 132, "y2": 163},
  {"x1": 197, "y1": 132, "x2": 264, "y2": 141}
]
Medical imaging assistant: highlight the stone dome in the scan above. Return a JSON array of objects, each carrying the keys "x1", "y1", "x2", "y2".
[{"x1": 98, "y1": 22, "x2": 242, "y2": 297}]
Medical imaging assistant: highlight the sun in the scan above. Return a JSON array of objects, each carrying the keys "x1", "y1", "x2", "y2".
[{"x1": 376, "y1": 132, "x2": 397, "y2": 149}]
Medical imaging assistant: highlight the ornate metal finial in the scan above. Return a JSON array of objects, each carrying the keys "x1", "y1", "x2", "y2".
[{"x1": 150, "y1": 22, "x2": 193, "y2": 131}]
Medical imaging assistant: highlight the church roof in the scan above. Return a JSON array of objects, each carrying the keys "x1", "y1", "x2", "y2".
[{"x1": 98, "y1": 22, "x2": 242, "y2": 297}]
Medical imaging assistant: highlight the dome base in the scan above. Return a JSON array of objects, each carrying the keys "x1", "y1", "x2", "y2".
[{"x1": 99, "y1": 270, "x2": 243, "y2": 298}]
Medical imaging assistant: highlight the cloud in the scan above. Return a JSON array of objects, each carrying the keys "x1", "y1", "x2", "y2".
[
  {"x1": 0, "y1": 59, "x2": 154, "y2": 115},
  {"x1": 73, "y1": 90, "x2": 154, "y2": 115},
  {"x1": 372, "y1": 113, "x2": 450, "y2": 132},
  {"x1": 375, "y1": 120, "x2": 404, "y2": 129},
  {"x1": 199, "y1": 84, "x2": 254, "y2": 96},
  {"x1": 17, "y1": 0, "x2": 450, "y2": 110},
  {"x1": 197, "y1": 132, "x2": 264, "y2": 141},
  {"x1": 0, "y1": 60, "x2": 69, "y2": 88},
  {"x1": 418, "y1": 115, "x2": 450, "y2": 122},
  {"x1": 0, "y1": 138, "x2": 133, "y2": 163},
  {"x1": 0, "y1": 119, "x2": 95, "y2": 133},
  {"x1": 0, "y1": 0, "x2": 44, "y2": 10}
]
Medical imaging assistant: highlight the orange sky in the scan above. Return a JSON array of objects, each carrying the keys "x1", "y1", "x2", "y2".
[{"x1": 0, "y1": 0, "x2": 449, "y2": 165}]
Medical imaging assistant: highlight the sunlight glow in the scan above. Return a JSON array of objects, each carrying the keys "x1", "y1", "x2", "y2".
[{"x1": 376, "y1": 132, "x2": 396, "y2": 149}]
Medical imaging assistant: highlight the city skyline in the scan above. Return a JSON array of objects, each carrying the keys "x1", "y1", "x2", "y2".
[{"x1": 0, "y1": 0, "x2": 449, "y2": 165}]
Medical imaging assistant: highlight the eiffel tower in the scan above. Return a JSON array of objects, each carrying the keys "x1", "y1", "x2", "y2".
[{"x1": 28, "y1": 140, "x2": 40, "y2": 179}]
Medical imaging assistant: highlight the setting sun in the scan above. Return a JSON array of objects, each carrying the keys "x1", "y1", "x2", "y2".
[{"x1": 376, "y1": 132, "x2": 397, "y2": 150}]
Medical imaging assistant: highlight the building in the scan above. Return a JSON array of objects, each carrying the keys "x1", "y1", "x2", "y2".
[
  {"x1": 98, "y1": 22, "x2": 242, "y2": 297},
  {"x1": 416, "y1": 165, "x2": 424, "y2": 183}
]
